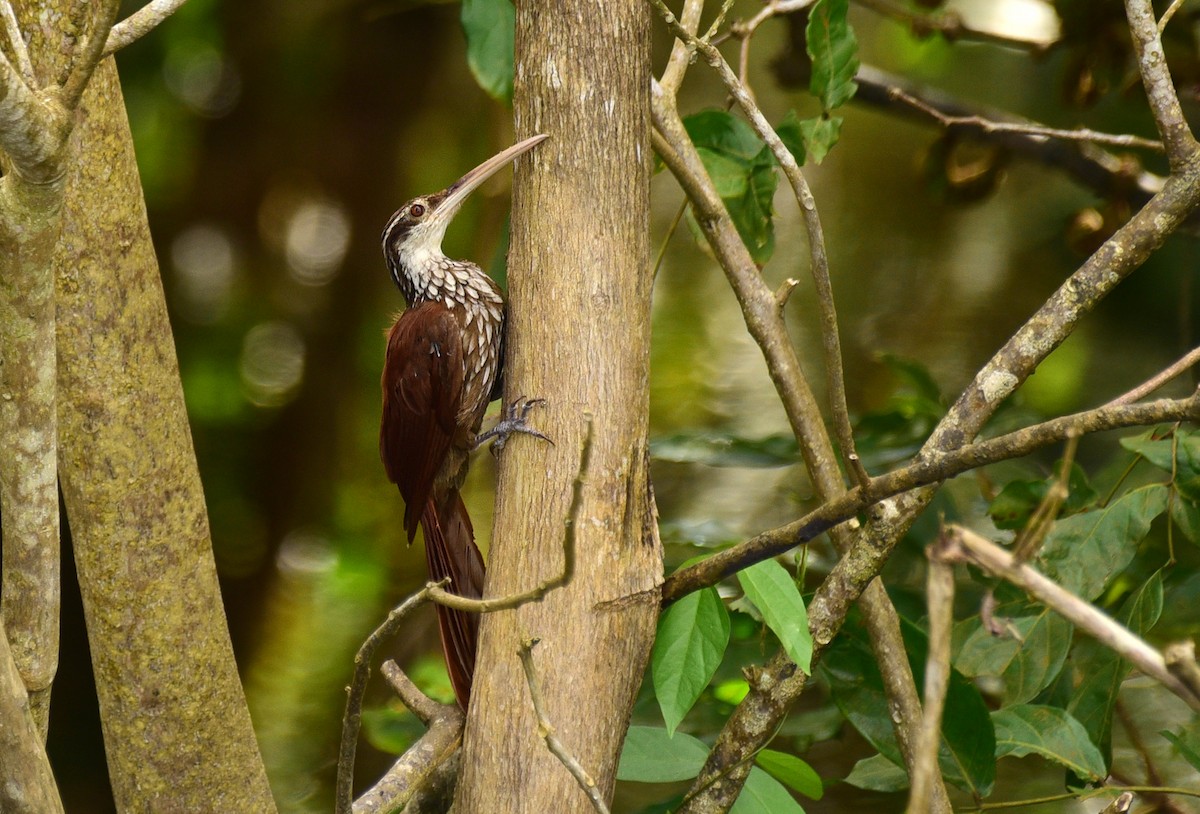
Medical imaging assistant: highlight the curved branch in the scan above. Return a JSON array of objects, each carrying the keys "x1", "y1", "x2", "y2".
[
  {"x1": 662, "y1": 394, "x2": 1200, "y2": 602},
  {"x1": 102, "y1": 0, "x2": 190, "y2": 57},
  {"x1": 1123, "y1": 0, "x2": 1199, "y2": 169}
]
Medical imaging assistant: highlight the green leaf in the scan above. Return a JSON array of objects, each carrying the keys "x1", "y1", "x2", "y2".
[
  {"x1": 461, "y1": 0, "x2": 514, "y2": 103},
  {"x1": 843, "y1": 754, "x2": 909, "y2": 792},
  {"x1": 1160, "y1": 723, "x2": 1200, "y2": 771},
  {"x1": 737, "y1": 559, "x2": 812, "y2": 673},
  {"x1": 653, "y1": 587, "x2": 731, "y2": 735},
  {"x1": 617, "y1": 726, "x2": 709, "y2": 783},
  {"x1": 822, "y1": 620, "x2": 995, "y2": 795},
  {"x1": 806, "y1": 0, "x2": 859, "y2": 111},
  {"x1": 360, "y1": 705, "x2": 423, "y2": 755},
  {"x1": 650, "y1": 432, "x2": 799, "y2": 468},
  {"x1": 755, "y1": 749, "x2": 824, "y2": 800},
  {"x1": 1038, "y1": 484, "x2": 1169, "y2": 600},
  {"x1": 992, "y1": 705, "x2": 1106, "y2": 781},
  {"x1": 987, "y1": 463, "x2": 1098, "y2": 530},
  {"x1": 954, "y1": 610, "x2": 1072, "y2": 705},
  {"x1": 684, "y1": 110, "x2": 778, "y2": 264},
  {"x1": 1068, "y1": 571, "x2": 1163, "y2": 770},
  {"x1": 731, "y1": 767, "x2": 807, "y2": 814},
  {"x1": 1122, "y1": 429, "x2": 1200, "y2": 502},
  {"x1": 776, "y1": 112, "x2": 844, "y2": 166}
]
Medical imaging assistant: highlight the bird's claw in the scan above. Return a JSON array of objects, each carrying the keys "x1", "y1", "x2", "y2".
[{"x1": 475, "y1": 397, "x2": 554, "y2": 454}]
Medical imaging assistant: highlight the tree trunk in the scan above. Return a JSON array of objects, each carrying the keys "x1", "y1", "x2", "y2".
[
  {"x1": 53, "y1": 60, "x2": 277, "y2": 813},
  {"x1": 453, "y1": 0, "x2": 659, "y2": 810}
]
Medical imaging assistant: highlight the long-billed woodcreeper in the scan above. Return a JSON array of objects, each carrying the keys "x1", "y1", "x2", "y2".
[{"x1": 379, "y1": 135, "x2": 549, "y2": 707}]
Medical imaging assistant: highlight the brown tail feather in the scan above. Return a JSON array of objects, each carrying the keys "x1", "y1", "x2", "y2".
[{"x1": 420, "y1": 492, "x2": 485, "y2": 707}]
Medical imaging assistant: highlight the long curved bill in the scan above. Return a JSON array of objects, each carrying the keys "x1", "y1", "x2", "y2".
[{"x1": 436, "y1": 134, "x2": 549, "y2": 223}]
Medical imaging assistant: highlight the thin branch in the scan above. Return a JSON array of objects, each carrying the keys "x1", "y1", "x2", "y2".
[
  {"x1": 661, "y1": 394, "x2": 1200, "y2": 603},
  {"x1": 338, "y1": 420, "x2": 593, "y2": 812},
  {"x1": 350, "y1": 694, "x2": 463, "y2": 814},
  {"x1": 658, "y1": 0, "x2": 704, "y2": 97},
  {"x1": 380, "y1": 659, "x2": 447, "y2": 727},
  {"x1": 1105, "y1": 346, "x2": 1200, "y2": 406},
  {"x1": 103, "y1": 0, "x2": 191, "y2": 56},
  {"x1": 854, "y1": 0, "x2": 1056, "y2": 51},
  {"x1": 1124, "y1": 0, "x2": 1200, "y2": 169},
  {"x1": 60, "y1": 0, "x2": 121, "y2": 111},
  {"x1": 1159, "y1": 0, "x2": 1188, "y2": 33},
  {"x1": 1, "y1": 2, "x2": 33, "y2": 85},
  {"x1": 907, "y1": 535, "x2": 956, "y2": 814},
  {"x1": 337, "y1": 586, "x2": 439, "y2": 814},
  {"x1": 935, "y1": 525, "x2": 1200, "y2": 710},
  {"x1": 653, "y1": 0, "x2": 866, "y2": 490},
  {"x1": 889, "y1": 86, "x2": 1165, "y2": 153},
  {"x1": 1164, "y1": 641, "x2": 1200, "y2": 703},
  {"x1": 426, "y1": 415, "x2": 592, "y2": 614},
  {"x1": 518, "y1": 639, "x2": 610, "y2": 814}
]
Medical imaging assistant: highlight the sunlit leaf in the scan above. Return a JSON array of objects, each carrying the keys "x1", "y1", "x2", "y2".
[
  {"x1": 1039, "y1": 484, "x2": 1169, "y2": 600},
  {"x1": 755, "y1": 749, "x2": 824, "y2": 800},
  {"x1": 806, "y1": 0, "x2": 859, "y2": 111},
  {"x1": 461, "y1": 0, "x2": 514, "y2": 103},
  {"x1": 650, "y1": 431, "x2": 799, "y2": 467},
  {"x1": 954, "y1": 611, "x2": 1072, "y2": 705},
  {"x1": 843, "y1": 753, "x2": 909, "y2": 791},
  {"x1": 992, "y1": 705, "x2": 1106, "y2": 781},
  {"x1": 737, "y1": 559, "x2": 812, "y2": 673},
  {"x1": 618, "y1": 726, "x2": 708, "y2": 783},
  {"x1": 684, "y1": 110, "x2": 778, "y2": 264},
  {"x1": 730, "y1": 767, "x2": 807, "y2": 814},
  {"x1": 653, "y1": 587, "x2": 731, "y2": 735}
]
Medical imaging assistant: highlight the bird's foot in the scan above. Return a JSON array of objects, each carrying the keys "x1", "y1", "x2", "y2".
[{"x1": 475, "y1": 397, "x2": 553, "y2": 454}]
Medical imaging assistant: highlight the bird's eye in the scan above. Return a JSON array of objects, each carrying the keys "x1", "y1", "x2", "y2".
[{"x1": 409, "y1": 203, "x2": 426, "y2": 218}]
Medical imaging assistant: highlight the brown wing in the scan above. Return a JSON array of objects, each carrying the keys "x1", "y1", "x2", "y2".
[{"x1": 380, "y1": 301, "x2": 464, "y2": 542}]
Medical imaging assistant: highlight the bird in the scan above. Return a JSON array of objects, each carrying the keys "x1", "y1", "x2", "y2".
[{"x1": 379, "y1": 134, "x2": 550, "y2": 707}]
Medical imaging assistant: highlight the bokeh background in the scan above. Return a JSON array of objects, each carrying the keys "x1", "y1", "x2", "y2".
[{"x1": 44, "y1": 0, "x2": 1199, "y2": 811}]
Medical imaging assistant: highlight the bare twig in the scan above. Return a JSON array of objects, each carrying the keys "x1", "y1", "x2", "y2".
[
  {"x1": 653, "y1": 0, "x2": 867, "y2": 490},
  {"x1": 658, "y1": 0, "x2": 704, "y2": 96},
  {"x1": 855, "y1": 0, "x2": 1057, "y2": 51},
  {"x1": 1011, "y1": 432, "x2": 1079, "y2": 564},
  {"x1": 938, "y1": 525, "x2": 1200, "y2": 710},
  {"x1": 60, "y1": 0, "x2": 120, "y2": 111},
  {"x1": 661, "y1": 395, "x2": 1200, "y2": 603},
  {"x1": 103, "y1": 0, "x2": 190, "y2": 56},
  {"x1": 907, "y1": 535, "x2": 956, "y2": 814},
  {"x1": 889, "y1": 86, "x2": 1165, "y2": 153},
  {"x1": 380, "y1": 660, "x2": 447, "y2": 726},
  {"x1": 337, "y1": 586, "x2": 440, "y2": 814},
  {"x1": 427, "y1": 416, "x2": 591, "y2": 614},
  {"x1": 1159, "y1": 0, "x2": 1188, "y2": 33},
  {"x1": 338, "y1": 420, "x2": 593, "y2": 812},
  {"x1": 518, "y1": 638, "x2": 610, "y2": 814},
  {"x1": 1, "y1": 2, "x2": 33, "y2": 85},
  {"x1": 1164, "y1": 640, "x2": 1200, "y2": 703},
  {"x1": 1105, "y1": 346, "x2": 1200, "y2": 407},
  {"x1": 1124, "y1": 0, "x2": 1200, "y2": 169}
]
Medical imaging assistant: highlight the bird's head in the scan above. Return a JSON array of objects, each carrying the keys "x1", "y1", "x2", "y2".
[{"x1": 381, "y1": 134, "x2": 549, "y2": 301}]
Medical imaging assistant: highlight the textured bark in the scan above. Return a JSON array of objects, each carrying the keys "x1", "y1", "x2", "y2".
[
  {"x1": 452, "y1": 0, "x2": 660, "y2": 810},
  {"x1": 0, "y1": 623, "x2": 63, "y2": 813},
  {"x1": 53, "y1": 60, "x2": 276, "y2": 813}
]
